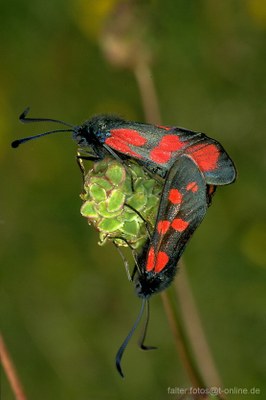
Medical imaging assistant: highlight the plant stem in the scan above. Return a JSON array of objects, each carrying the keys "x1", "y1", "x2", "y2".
[
  {"x1": 133, "y1": 60, "x2": 162, "y2": 124},
  {"x1": 133, "y1": 59, "x2": 225, "y2": 398},
  {"x1": 0, "y1": 333, "x2": 27, "y2": 400},
  {"x1": 160, "y1": 291, "x2": 205, "y2": 388},
  {"x1": 175, "y1": 263, "x2": 224, "y2": 389}
]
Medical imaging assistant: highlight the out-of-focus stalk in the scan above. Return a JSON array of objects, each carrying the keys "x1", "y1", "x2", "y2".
[{"x1": 0, "y1": 333, "x2": 27, "y2": 400}]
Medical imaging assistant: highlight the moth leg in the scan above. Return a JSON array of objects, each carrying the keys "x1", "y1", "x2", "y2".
[
  {"x1": 142, "y1": 164, "x2": 165, "y2": 183},
  {"x1": 103, "y1": 144, "x2": 135, "y2": 191},
  {"x1": 111, "y1": 234, "x2": 144, "y2": 283},
  {"x1": 112, "y1": 237, "x2": 138, "y2": 281},
  {"x1": 76, "y1": 152, "x2": 86, "y2": 182},
  {"x1": 113, "y1": 243, "x2": 132, "y2": 281},
  {"x1": 124, "y1": 203, "x2": 152, "y2": 239},
  {"x1": 130, "y1": 264, "x2": 138, "y2": 281},
  {"x1": 76, "y1": 151, "x2": 102, "y2": 184}
]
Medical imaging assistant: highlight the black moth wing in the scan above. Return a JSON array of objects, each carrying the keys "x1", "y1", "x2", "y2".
[
  {"x1": 76, "y1": 116, "x2": 200, "y2": 174},
  {"x1": 135, "y1": 154, "x2": 209, "y2": 298},
  {"x1": 153, "y1": 154, "x2": 208, "y2": 263},
  {"x1": 13, "y1": 110, "x2": 236, "y2": 186},
  {"x1": 78, "y1": 116, "x2": 236, "y2": 185}
]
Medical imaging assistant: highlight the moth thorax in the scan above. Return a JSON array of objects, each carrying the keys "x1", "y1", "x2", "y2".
[
  {"x1": 134, "y1": 272, "x2": 161, "y2": 299},
  {"x1": 134, "y1": 265, "x2": 178, "y2": 299}
]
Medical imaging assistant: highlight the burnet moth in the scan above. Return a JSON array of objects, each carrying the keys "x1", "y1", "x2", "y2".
[
  {"x1": 12, "y1": 108, "x2": 236, "y2": 186},
  {"x1": 115, "y1": 155, "x2": 213, "y2": 376},
  {"x1": 12, "y1": 108, "x2": 236, "y2": 377}
]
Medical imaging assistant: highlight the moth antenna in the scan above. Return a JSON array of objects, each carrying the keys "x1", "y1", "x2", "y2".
[
  {"x1": 11, "y1": 129, "x2": 74, "y2": 148},
  {"x1": 19, "y1": 107, "x2": 74, "y2": 128},
  {"x1": 11, "y1": 108, "x2": 74, "y2": 148},
  {"x1": 138, "y1": 300, "x2": 157, "y2": 350},
  {"x1": 115, "y1": 298, "x2": 146, "y2": 378}
]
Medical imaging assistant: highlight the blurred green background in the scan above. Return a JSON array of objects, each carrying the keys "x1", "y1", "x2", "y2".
[{"x1": 1, "y1": 1, "x2": 266, "y2": 399}]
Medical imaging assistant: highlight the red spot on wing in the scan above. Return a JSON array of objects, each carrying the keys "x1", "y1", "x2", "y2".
[
  {"x1": 149, "y1": 148, "x2": 172, "y2": 163},
  {"x1": 110, "y1": 128, "x2": 147, "y2": 146},
  {"x1": 189, "y1": 143, "x2": 219, "y2": 172},
  {"x1": 154, "y1": 251, "x2": 169, "y2": 272},
  {"x1": 157, "y1": 220, "x2": 171, "y2": 234},
  {"x1": 168, "y1": 189, "x2": 182, "y2": 204},
  {"x1": 105, "y1": 137, "x2": 142, "y2": 158},
  {"x1": 171, "y1": 218, "x2": 189, "y2": 232},
  {"x1": 186, "y1": 181, "x2": 198, "y2": 192},
  {"x1": 146, "y1": 247, "x2": 155, "y2": 271},
  {"x1": 150, "y1": 135, "x2": 184, "y2": 164},
  {"x1": 146, "y1": 248, "x2": 169, "y2": 273},
  {"x1": 159, "y1": 135, "x2": 183, "y2": 151}
]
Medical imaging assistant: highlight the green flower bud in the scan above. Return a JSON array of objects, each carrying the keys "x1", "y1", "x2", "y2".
[{"x1": 80, "y1": 158, "x2": 162, "y2": 249}]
